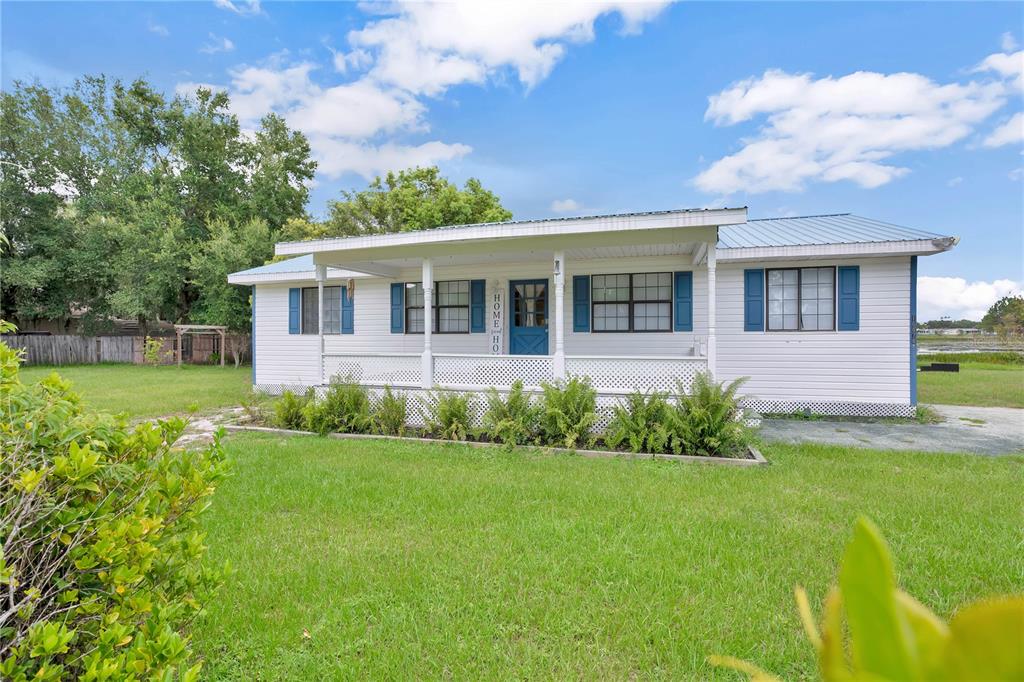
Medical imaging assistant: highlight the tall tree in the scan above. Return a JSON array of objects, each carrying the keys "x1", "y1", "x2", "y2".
[
  {"x1": 981, "y1": 295, "x2": 1024, "y2": 339},
  {"x1": 323, "y1": 166, "x2": 512, "y2": 237}
]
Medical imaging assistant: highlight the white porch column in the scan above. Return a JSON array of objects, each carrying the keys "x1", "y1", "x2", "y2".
[
  {"x1": 421, "y1": 258, "x2": 434, "y2": 389},
  {"x1": 552, "y1": 251, "x2": 566, "y2": 379},
  {"x1": 316, "y1": 264, "x2": 326, "y2": 384},
  {"x1": 706, "y1": 242, "x2": 717, "y2": 378}
]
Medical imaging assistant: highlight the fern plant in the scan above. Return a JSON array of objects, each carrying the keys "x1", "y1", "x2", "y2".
[
  {"x1": 303, "y1": 377, "x2": 372, "y2": 435},
  {"x1": 605, "y1": 390, "x2": 672, "y2": 453},
  {"x1": 372, "y1": 386, "x2": 408, "y2": 436},
  {"x1": 421, "y1": 390, "x2": 474, "y2": 441},
  {"x1": 272, "y1": 389, "x2": 311, "y2": 430},
  {"x1": 667, "y1": 372, "x2": 751, "y2": 457},
  {"x1": 482, "y1": 380, "x2": 540, "y2": 447},
  {"x1": 538, "y1": 376, "x2": 598, "y2": 449}
]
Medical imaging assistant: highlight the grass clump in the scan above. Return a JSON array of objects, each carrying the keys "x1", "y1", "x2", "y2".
[
  {"x1": 303, "y1": 378, "x2": 372, "y2": 435},
  {"x1": 482, "y1": 380, "x2": 540, "y2": 447},
  {"x1": 538, "y1": 376, "x2": 598, "y2": 448},
  {"x1": 919, "y1": 351, "x2": 1023, "y2": 365},
  {"x1": 372, "y1": 386, "x2": 408, "y2": 436},
  {"x1": 273, "y1": 389, "x2": 311, "y2": 429},
  {"x1": 422, "y1": 390, "x2": 474, "y2": 441},
  {"x1": 605, "y1": 391, "x2": 672, "y2": 453},
  {"x1": 667, "y1": 373, "x2": 751, "y2": 457}
]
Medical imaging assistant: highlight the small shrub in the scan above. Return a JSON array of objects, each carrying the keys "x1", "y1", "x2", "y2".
[
  {"x1": 538, "y1": 376, "x2": 598, "y2": 449},
  {"x1": 482, "y1": 380, "x2": 540, "y2": 447},
  {"x1": 241, "y1": 389, "x2": 272, "y2": 423},
  {"x1": 422, "y1": 390, "x2": 473, "y2": 441},
  {"x1": 711, "y1": 517, "x2": 1024, "y2": 681},
  {"x1": 0, "y1": 331, "x2": 227, "y2": 680},
  {"x1": 372, "y1": 386, "x2": 408, "y2": 436},
  {"x1": 272, "y1": 389, "x2": 311, "y2": 430},
  {"x1": 209, "y1": 351, "x2": 221, "y2": 365},
  {"x1": 143, "y1": 336, "x2": 170, "y2": 365},
  {"x1": 666, "y1": 372, "x2": 751, "y2": 457},
  {"x1": 605, "y1": 390, "x2": 672, "y2": 453},
  {"x1": 303, "y1": 378, "x2": 372, "y2": 435}
]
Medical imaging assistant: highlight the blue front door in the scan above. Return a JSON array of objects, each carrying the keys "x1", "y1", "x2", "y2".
[{"x1": 509, "y1": 279, "x2": 549, "y2": 355}]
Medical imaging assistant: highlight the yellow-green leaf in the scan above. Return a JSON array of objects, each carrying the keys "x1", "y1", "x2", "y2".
[{"x1": 944, "y1": 597, "x2": 1024, "y2": 680}]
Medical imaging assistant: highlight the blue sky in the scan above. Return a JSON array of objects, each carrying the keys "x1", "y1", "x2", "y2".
[{"x1": 2, "y1": 1, "x2": 1022, "y2": 320}]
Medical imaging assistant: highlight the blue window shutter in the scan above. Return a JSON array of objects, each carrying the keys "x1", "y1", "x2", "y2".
[
  {"x1": 390, "y1": 283, "x2": 404, "y2": 333},
  {"x1": 470, "y1": 279, "x2": 485, "y2": 332},
  {"x1": 288, "y1": 287, "x2": 300, "y2": 334},
  {"x1": 674, "y1": 271, "x2": 693, "y2": 331},
  {"x1": 341, "y1": 286, "x2": 354, "y2": 334},
  {"x1": 837, "y1": 266, "x2": 860, "y2": 331},
  {"x1": 744, "y1": 269, "x2": 764, "y2": 332},
  {"x1": 572, "y1": 275, "x2": 590, "y2": 332}
]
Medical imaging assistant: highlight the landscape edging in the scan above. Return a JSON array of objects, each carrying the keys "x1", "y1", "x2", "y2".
[{"x1": 223, "y1": 424, "x2": 769, "y2": 466}]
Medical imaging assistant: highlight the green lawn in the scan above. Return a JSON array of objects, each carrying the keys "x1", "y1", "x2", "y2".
[
  {"x1": 918, "y1": 360, "x2": 1024, "y2": 408},
  {"x1": 192, "y1": 434, "x2": 1024, "y2": 680},
  {"x1": 19, "y1": 363, "x2": 252, "y2": 418}
]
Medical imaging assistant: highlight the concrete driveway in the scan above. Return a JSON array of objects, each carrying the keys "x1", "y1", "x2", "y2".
[{"x1": 759, "y1": 404, "x2": 1024, "y2": 456}]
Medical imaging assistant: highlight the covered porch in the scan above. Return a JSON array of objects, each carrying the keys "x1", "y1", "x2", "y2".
[{"x1": 276, "y1": 208, "x2": 746, "y2": 395}]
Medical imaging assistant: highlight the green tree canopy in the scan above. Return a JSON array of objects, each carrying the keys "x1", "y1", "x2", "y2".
[
  {"x1": 981, "y1": 295, "x2": 1024, "y2": 339},
  {"x1": 323, "y1": 166, "x2": 512, "y2": 237}
]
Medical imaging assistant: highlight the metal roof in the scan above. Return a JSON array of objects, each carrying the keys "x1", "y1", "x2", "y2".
[
  {"x1": 718, "y1": 214, "x2": 945, "y2": 249},
  {"x1": 234, "y1": 212, "x2": 950, "y2": 278}
]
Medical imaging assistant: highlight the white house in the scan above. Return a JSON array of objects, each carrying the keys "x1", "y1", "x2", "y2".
[{"x1": 228, "y1": 208, "x2": 957, "y2": 418}]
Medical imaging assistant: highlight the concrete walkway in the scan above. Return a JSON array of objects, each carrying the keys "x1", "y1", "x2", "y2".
[{"x1": 759, "y1": 404, "x2": 1024, "y2": 456}]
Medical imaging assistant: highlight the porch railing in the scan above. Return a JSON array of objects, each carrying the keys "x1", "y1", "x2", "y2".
[{"x1": 323, "y1": 352, "x2": 706, "y2": 394}]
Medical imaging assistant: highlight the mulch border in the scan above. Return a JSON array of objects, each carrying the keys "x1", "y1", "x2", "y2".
[{"x1": 223, "y1": 424, "x2": 769, "y2": 467}]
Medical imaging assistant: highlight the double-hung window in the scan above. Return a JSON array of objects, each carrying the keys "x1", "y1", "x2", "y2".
[
  {"x1": 766, "y1": 267, "x2": 835, "y2": 331},
  {"x1": 592, "y1": 272, "x2": 672, "y2": 332},
  {"x1": 404, "y1": 280, "x2": 471, "y2": 334},
  {"x1": 300, "y1": 286, "x2": 342, "y2": 334}
]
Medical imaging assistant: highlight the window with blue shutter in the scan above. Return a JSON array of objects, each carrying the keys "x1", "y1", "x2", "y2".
[
  {"x1": 390, "y1": 283, "x2": 404, "y2": 333},
  {"x1": 341, "y1": 286, "x2": 354, "y2": 334},
  {"x1": 288, "y1": 288, "x2": 300, "y2": 334},
  {"x1": 837, "y1": 266, "x2": 860, "y2": 331},
  {"x1": 470, "y1": 280, "x2": 485, "y2": 332},
  {"x1": 744, "y1": 269, "x2": 765, "y2": 332},
  {"x1": 673, "y1": 271, "x2": 693, "y2": 331},
  {"x1": 572, "y1": 275, "x2": 590, "y2": 332}
]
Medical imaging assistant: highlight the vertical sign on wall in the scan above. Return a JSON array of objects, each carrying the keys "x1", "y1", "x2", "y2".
[{"x1": 490, "y1": 282, "x2": 504, "y2": 355}]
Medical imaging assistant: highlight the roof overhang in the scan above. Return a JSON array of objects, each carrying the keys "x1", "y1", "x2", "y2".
[
  {"x1": 227, "y1": 266, "x2": 372, "y2": 286},
  {"x1": 275, "y1": 208, "x2": 747, "y2": 265},
  {"x1": 717, "y1": 237, "x2": 958, "y2": 263}
]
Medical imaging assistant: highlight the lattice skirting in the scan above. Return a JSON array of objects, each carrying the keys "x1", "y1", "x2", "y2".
[
  {"x1": 252, "y1": 383, "x2": 915, "y2": 426},
  {"x1": 742, "y1": 399, "x2": 916, "y2": 418}
]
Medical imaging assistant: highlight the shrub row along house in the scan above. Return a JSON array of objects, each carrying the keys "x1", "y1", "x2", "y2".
[{"x1": 228, "y1": 208, "x2": 957, "y2": 419}]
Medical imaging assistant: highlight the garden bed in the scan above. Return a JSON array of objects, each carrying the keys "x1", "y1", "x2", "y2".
[{"x1": 223, "y1": 423, "x2": 768, "y2": 466}]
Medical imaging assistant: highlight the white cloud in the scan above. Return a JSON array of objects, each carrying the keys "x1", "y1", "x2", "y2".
[
  {"x1": 1002, "y1": 32, "x2": 1019, "y2": 52},
  {"x1": 147, "y1": 20, "x2": 169, "y2": 37},
  {"x1": 983, "y1": 112, "x2": 1024, "y2": 148},
  {"x1": 694, "y1": 67, "x2": 1008, "y2": 195},
  {"x1": 347, "y1": 2, "x2": 670, "y2": 95},
  {"x1": 974, "y1": 49, "x2": 1023, "y2": 90},
  {"x1": 200, "y1": 34, "x2": 235, "y2": 54},
  {"x1": 1010, "y1": 167, "x2": 1023, "y2": 181},
  {"x1": 946, "y1": 176, "x2": 963, "y2": 187},
  {"x1": 312, "y1": 138, "x2": 472, "y2": 179},
  {"x1": 551, "y1": 198, "x2": 581, "y2": 213},
  {"x1": 918, "y1": 276, "x2": 1022, "y2": 321},
  {"x1": 213, "y1": 0, "x2": 263, "y2": 16}
]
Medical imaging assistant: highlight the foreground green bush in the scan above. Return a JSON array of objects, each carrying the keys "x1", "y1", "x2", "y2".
[
  {"x1": 272, "y1": 389, "x2": 310, "y2": 430},
  {"x1": 538, "y1": 377, "x2": 598, "y2": 448},
  {"x1": 371, "y1": 386, "x2": 407, "y2": 437},
  {"x1": 0, "y1": 329, "x2": 227, "y2": 680},
  {"x1": 482, "y1": 380, "x2": 540, "y2": 447},
  {"x1": 711, "y1": 517, "x2": 1024, "y2": 681}
]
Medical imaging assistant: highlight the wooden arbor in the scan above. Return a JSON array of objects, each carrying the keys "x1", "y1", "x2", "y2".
[{"x1": 173, "y1": 324, "x2": 227, "y2": 367}]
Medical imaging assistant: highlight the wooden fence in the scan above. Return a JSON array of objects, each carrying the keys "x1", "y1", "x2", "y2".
[
  {"x1": 3, "y1": 334, "x2": 250, "y2": 366},
  {"x1": 4, "y1": 335, "x2": 136, "y2": 365}
]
